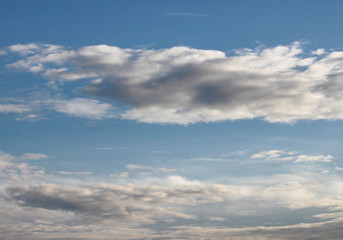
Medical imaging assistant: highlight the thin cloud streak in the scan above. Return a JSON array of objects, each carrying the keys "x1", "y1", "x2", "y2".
[{"x1": 166, "y1": 12, "x2": 210, "y2": 17}]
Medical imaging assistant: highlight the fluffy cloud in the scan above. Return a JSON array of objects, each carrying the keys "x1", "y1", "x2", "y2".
[{"x1": 6, "y1": 42, "x2": 343, "y2": 124}]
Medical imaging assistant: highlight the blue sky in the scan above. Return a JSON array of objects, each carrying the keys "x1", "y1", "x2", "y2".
[{"x1": 2, "y1": 1, "x2": 343, "y2": 239}]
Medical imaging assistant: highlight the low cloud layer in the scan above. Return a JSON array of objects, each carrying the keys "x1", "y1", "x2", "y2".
[
  {"x1": 1, "y1": 148, "x2": 343, "y2": 239},
  {"x1": 4, "y1": 42, "x2": 343, "y2": 124}
]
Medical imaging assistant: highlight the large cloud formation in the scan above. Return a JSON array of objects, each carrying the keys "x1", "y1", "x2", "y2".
[{"x1": 5, "y1": 42, "x2": 343, "y2": 124}]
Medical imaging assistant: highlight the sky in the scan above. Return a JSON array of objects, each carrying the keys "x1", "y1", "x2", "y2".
[{"x1": 1, "y1": 0, "x2": 343, "y2": 239}]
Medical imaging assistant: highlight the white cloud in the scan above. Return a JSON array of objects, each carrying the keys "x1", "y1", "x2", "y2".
[
  {"x1": 126, "y1": 164, "x2": 177, "y2": 173},
  {"x1": 46, "y1": 98, "x2": 115, "y2": 119},
  {"x1": 208, "y1": 216, "x2": 226, "y2": 221},
  {"x1": 8, "y1": 43, "x2": 41, "y2": 55},
  {"x1": 17, "y1": 153, "x2": 49, "y2": 161},
  {"x1": 0, "y1": 104, "x2": 31, "y2": 113},
  {"x1": 294, "y1": 154, "x2": 333, "y2": 163},
  {"x1": 312, "y1": 48, "x2": 325, "y2": 55},
  {"x1": 250, "y1": 150, "x2": 332, "y2": 163},
  {"x1": 0, "y1": 150, "x2": 46, "y2": 180},
  {"x1": 0, "y1": 95, "x2": 116, "y2": 121},
  {"x1": 110, "y1": 172, "x2": 129, "y2": 178},
  {"x1": 9, "y1": 42, "x2": 343, "y2": 124},
  {"x1": 54, "y1": 171, "x2": 92, "y2": 176},
  {"x1": 126, "y1": 164, "x2": 154, "y2": 170}
]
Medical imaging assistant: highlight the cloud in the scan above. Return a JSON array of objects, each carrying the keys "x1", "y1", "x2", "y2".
[
  {"x1": 166, "y1": 12, "x2": 210, "y2": 17},
  {"x1": 18, "y1": 153, "x2": 49, "y2": 161},
  {"x1": 4, "y1": 174, "x2": 343, "y2": 239},
  {"x1": 2, "y1": 146, "x2": 343, "y2": 239},
  {"x1": 54, "y1": 171, "x2": 92, "y2": 176},
  {"x1": 0, "y1": 150, "x2": 46, "y2": 180},
  {"x1": 0, "y1": 95, "x2": 116, "y2": 121},
  {"x1": 8, "y1": 43, "x2": 41, "y2": 55},
  {"x1": 8, "y1": 41, "x2": 343, "y2": 124},
  {"x1": 0, "y1": 104, "x2": 31, "y2": 113},
  {"x1": 46, "y1": 98, "x2": 115, "y2": 119},
  {"x1": 251, "y1": 150, "x2": 333, "y2": 163},
  {"x1": 294, "y1": 154, "x2": 333, "y2": 163}
]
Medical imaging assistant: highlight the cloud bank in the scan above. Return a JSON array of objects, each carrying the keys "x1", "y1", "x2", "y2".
[
  {"x1": 4, "y1": 42, "x2": 343, "y2": 124},
  {"x1": 1, "y1": 148, "x2": 343, "y2": 239}
]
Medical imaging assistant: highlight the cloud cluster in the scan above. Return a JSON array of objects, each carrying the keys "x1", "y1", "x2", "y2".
[{"x1": 4, "y1": 42, "x2": 343, "y2": 124}]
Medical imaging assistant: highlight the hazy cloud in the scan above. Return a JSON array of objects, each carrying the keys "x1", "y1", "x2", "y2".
[
  {"x1": 18, "y1": 153, "x2": 49, "y2": 161},
  {"x1": 46, "y1": 98, "x2": 115, "y2": 119},
  {"x1": 0, "y1": 96, "x2": 116, "y2": 120},
  {"x1": 0, "y1": 104, "x2": 31, "y2": 113}
]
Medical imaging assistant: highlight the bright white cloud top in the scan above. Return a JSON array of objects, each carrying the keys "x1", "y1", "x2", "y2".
[{"x1": 4, "y1": 42, "x2": 343, "y2": 124}]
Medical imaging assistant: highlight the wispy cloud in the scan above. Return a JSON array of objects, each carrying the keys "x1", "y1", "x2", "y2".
[
  {"x1": 96, "y1": 146, "x2": 127, "y2": 150},
  {"x1": 251, "y1": 150, "x2": 333, "y2": 163},
  {"x1": 166, "y1": 12, "x2": 210, "y2": 17}
]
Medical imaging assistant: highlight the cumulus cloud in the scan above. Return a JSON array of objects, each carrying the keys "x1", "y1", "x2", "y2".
[{"x1": 6, "y1": 41, "x2": 343, "y2": 124}]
